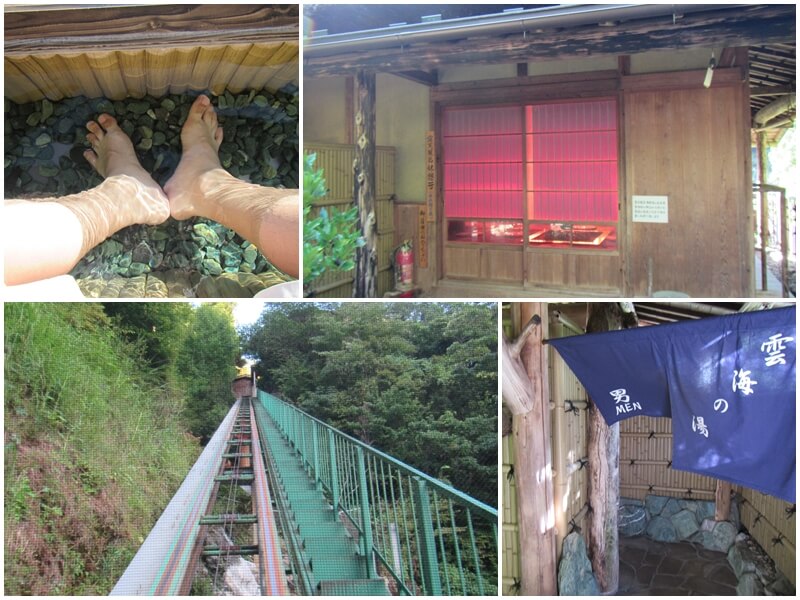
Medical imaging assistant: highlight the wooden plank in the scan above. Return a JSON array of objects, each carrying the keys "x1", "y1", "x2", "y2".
[
  {"x1": 513, "y1": 304, "x2": 557, "y2": 595},
  {"x1": 5, "y1": 5, "x2": 298, "y2": 54},
  {"x1": 624, "y1": 83, "x2": 750, "y2": 296},
  {"x1": 585, "y1": 304, "x2": 623, "y2": 594},
  {"x1": 621, "y1": 67, "x2": 744, "y2": 92},
  {"x1": 432, "y1": 75, "x2": 619, "y2": 106},
  {"x1": 353, "y1": 70, "x2": 378, "y2": 298}
]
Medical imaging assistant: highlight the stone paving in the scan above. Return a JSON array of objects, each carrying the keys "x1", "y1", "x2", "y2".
[{"x1": 618, "y1": 535, "x2": 739, "y2": 595}]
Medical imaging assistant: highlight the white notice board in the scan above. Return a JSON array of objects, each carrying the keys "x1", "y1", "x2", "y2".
[{"x1": 632, "y1": 195, "x2": 669, "y2": 223}]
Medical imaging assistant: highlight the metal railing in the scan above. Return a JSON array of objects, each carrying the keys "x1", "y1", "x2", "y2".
[{"x1": 258, "y1": 390, "x2": 498, "y2": 595}]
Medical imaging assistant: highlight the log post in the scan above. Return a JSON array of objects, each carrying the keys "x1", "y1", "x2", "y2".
[
  {"x1": 585, "y1": 303, "x2": 624, "y2": 594},
  {"x1": 715, "y1": 480, "x2": 732, "y2": 521},
  {"x1": 353, "y1": 69, "x2": 378, "y2": 298},
  {"x1": 502, "y1": 303, "x2": 557, "y2": 595}
]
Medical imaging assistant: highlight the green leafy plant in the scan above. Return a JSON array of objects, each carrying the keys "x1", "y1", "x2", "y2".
[{"x1": 303, "y1": 152, "x2": 364, "y2": 286}]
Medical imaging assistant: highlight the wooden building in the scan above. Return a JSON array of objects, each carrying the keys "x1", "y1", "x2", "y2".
[
  {"x1": 304, "y1": 4, "x2": 796, "y2": 297},
  {"x1": 502, "y1": 301, "x2": 796, "y2": 595}
]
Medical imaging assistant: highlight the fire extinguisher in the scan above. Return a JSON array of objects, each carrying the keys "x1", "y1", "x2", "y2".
[{"x1": 393, "y1": 240, "x2": 414, "y2": 291}]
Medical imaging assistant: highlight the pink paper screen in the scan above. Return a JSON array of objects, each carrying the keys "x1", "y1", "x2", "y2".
[{"x1": 443, "y1": 100, "x2": 618, "y2": 223}]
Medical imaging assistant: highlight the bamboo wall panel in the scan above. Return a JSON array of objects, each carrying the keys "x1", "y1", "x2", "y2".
[
  {"x1": 305, "y1": 143, "x2": 396, "y2": 297},
  {"x1": 304, "y1": 143, "x2": 395, "y2": 201},
  {"x1": 4, "y1": 43, "x2": 299, "y2": 103},
  {"x1": 549, "y1": 319, "x2": 590, "y2": 559},
  {"x1": 620, "y1": 416, "x2": 718, "y2": 500},
  {"x1": 740, "y1": 491, "x2": 795, "y2": 585},
  {"x1": 501, "y1": 434, "x2": 521, "y2": 595},
  {"x1": 624, "y1": 81, "x2": 752, "y2": 296}
]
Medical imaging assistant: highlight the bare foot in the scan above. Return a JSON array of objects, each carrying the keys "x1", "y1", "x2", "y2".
[
  {"x1": 84, "y1": 114, "x2": 169, "y2": 224},
  {"x1": 164, "y1": 95, "x2": 226, "y2": 220}
]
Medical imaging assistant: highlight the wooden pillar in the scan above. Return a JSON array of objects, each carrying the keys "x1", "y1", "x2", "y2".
[
  {"x1": 715, "y1": 480, "x2": 732, "y2": 521},
  {"x1": 353, "y1": 69, "x2": 378, "y2": 298},
  {"x1": 502, "y1": 303, "x2": 557, "y2": 595},
  {"x1": 585, "y1": 304, "x2": 622, "y2": 594},
  {"x1": 757, "y1": 132, "x2": 769, "y2": 292}
]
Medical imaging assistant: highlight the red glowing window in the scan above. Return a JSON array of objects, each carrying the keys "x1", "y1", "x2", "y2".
[
  {"x1": 444, "y1": 99, "x2": 618, "y2": 247},
  {"x1": 526, "y1": 100, "x2": 618, "y2": 224}
]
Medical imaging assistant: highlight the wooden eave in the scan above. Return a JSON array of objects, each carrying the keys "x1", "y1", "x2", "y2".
[
  {"x1": 4, "y1": 4, "x2": 299, "y2": 55},
  {"x1": 304, "y1": 4, "x2": 795, "y2": 78}
]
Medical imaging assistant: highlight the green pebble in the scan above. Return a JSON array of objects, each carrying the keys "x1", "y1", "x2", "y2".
[
  {"x1": 128, "y1": 102, "x2": 150, "y2": 115},
  {"x1": 205, "y1": 247, "x2": 220, "y2": 262},
  {"x1": 127, "y1": 262, "x2": 149, "y2": 277},
  {"x1": 4, "y1": 156, "x2": 12, "y2": 168},
  {"x1": 38, "y1": 164, "x2": 60, "y2": 177},
  {"x1": 35, "y1": 133, "x2": 51, "y2": 146},
  {"x1": 26, "y1": 112, "x2": 41, "y2": 126},
  {"x1": 253, "y1": 95, "x2": 268, "y2": 107},
  {"x1": 160, "y1": 98, "x2": 176, "y2": 111},
  {"x1": 22, "y1": 145, "x2": 39, "y2": 158},
  {"x1": 136, "y1": 138, "x2": 153, "y2": 151},
  {"x1": 41, "y1": 99, "x2": 54, "y2": 121},
  {"x1": 202, "y1": 259, "x2": 223, "y2": 276},
  {"x1": 57, "y1": 118, "x2": 75, "y2": 134},
  {"x1": 139, "y1": 126, "x2": 153, "y2": 139},
  {"x1": 152, "y1": 131, "x2": 166, "y2": 146},
  {"x1": 37, "y1": 145, "x2": 55, "y2": 160},
  {"x1": 146, "y1": 109, "x2": 157, "y2": 119},
  {"x1": 118, "y1": 253, "x2": 132, "y2": 269},
  {"x1": 243, "y1": 245, "x2": 258, "y2": 263},
  {"x1": 192, "y1": 223, "x2": 221, "y2": 246}
]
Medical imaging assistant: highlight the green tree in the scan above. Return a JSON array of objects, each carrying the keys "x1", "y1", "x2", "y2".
[{"x1": 177, "y1": 304, "x2": 240, "y2": 441}]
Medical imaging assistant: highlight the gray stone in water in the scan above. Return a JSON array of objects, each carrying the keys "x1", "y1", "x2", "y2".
[
  {"x1": 695, "y1": 500, "x2": 716, "y2": 523},
  {"x1": 767, "y1": 574, "x2": 795, "y2": 596},
  {"x1": 671, "y1": 509, "x2": 700, "y2": 540},
  {"x1": 736, "y1": 573, "x2": 764, "y2": 596},
  {"x1": 727, "y1": 540, "x2": 760, "y2": 579},
  {"x1": 645, "y1": 494, "x2": 669, "y2": 516},
  {"x1": 646, "y1": 515, "x2": 678, "y2": 542},
  {"x1": 558, "y1": 532, "x2": 600, "y2": 596},
  {"x1": 661, "y1": 498, "x2": 682, "y2": 518},
  {"x1": 708, "y1": 521, "x2": 737, "y2": 553},
  {"x1": 619, "y1": 504, "x2": 648, "y2": 537}
]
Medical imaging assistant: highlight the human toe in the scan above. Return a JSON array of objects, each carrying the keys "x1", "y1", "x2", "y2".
[
  {"x1": 189, "y1": 94, "x2": 211, "y2": 116},
  {"x1": 97, "y1": 113, "x2": 120, "y2": 131},
  {"x1": 83, "y1": 149, "x2": 99, "y2": 169},
  {"x1": 86, "y1": 120, "x2": 105, "y2": 139}
]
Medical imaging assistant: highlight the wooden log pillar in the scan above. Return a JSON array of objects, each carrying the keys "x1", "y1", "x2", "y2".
[
  {"x1": 756, "y1": 131, "x2": 769, "y2": 292},
  {"x1": 585, "y1": 304, "x2": 623, "y2": 594},
  {"x1": 502, "y1": 303, "x2": 557, "y2": 595},
  {"x1": 715, "y1": 480, "x2": 732, "y2": 521},
  {"x1": 353, "y1": 69, "x2": 378, "y2": 298}
]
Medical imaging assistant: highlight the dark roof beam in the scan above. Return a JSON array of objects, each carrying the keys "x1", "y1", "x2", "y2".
[
  {"x1": 750, "y1": 84, "x2": 796, "y2": 97},
  {"x1": 390, "y1": 69, "x2": 439, "y2": 87},
  {"x1": 306, "y1": 5, "x2": 795, "y2": 77}
]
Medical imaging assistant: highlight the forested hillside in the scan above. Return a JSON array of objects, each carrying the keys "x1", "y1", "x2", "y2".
[
  {"x1": 242, "y1": 302, "x2": 498, "y2": 505},
  {"x1": 4, "y1": 303, "x2": 239, "y2": 594}
]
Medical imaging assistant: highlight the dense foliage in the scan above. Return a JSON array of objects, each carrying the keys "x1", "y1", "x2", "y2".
[
  {"x1": 176, "y1": 304, "x2": 240, "y2": 441},
  {"x1": 242, "y1": 302, "x2": 498, "y2": 506},
  {"x1": 3, "y1": 304, "x2": 200, "y2": 594},
  {"x1": 303, "y1": 152, "x2": 364, "y2": 285}
]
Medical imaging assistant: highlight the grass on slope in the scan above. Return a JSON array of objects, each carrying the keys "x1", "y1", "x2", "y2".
[{"x1": 4, "y1": 303, "x2": 201, "y2": 594}]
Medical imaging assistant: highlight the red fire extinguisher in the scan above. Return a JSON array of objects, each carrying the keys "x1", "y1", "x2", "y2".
[{"x1": 394, "y1": 240, "x2": 414, "y2": 291}]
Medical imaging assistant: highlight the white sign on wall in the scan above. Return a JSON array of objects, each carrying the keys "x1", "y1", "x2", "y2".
[{"x1": 632, "y1": 195, "x2": 669, "y2": 223}]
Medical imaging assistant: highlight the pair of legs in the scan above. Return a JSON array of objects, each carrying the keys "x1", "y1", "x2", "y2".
[{"x1": 4, "y1": 95, "x2": 298, "y2": 286}]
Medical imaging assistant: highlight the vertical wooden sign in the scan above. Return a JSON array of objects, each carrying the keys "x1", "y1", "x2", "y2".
[
  {"x1": 425, "y1": 131, "x2": 436, "y2": 223},
  {"x1": 418, "y1": 206, "x2": 428, "y2": 268}
]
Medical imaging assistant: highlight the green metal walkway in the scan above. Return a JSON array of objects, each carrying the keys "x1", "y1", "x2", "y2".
[
  {"x1": 113, "y1": 390, "x2": 497, "y2": 595},
  {"x1": 256, "y1": 402, "x2": 390, "y2": 596}
]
